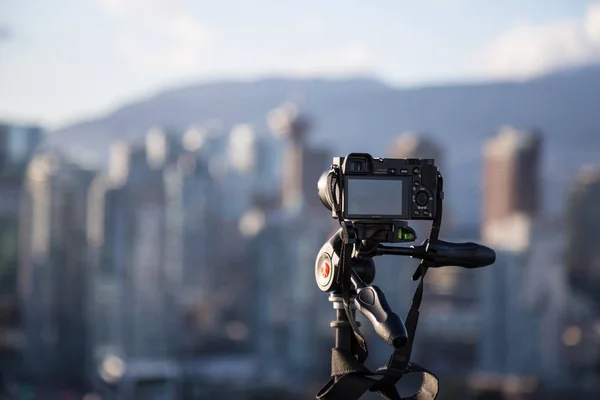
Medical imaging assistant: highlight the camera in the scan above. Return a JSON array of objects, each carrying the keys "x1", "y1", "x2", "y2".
[{"x1": 317, "y1": 153, "x2": 439, "y2": 221}]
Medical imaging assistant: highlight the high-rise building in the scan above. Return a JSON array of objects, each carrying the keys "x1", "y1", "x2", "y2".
[
  {"x1": 565, "y1": 166, "x2": 600, "y2": 306},
  {"x1": 0, "y1": 123, "x2": 42, "y2": 382},
  {"x1": 477, "y1": 218, "x2": 539, "y2": 375},
  {"x1": 301, "y1": 147, "x2": 331, "y2": 212},
  {"x1": 478, "y1": 128, "x2": 544, "y2": 378},
  {"x1": 477, "y1": 215, "x2": 570, "y2": 388},
  {"x1": 267, "y1": 103, "x2": 330, "y2": 214},
  {"x1": 482, "y1": 126, "x2": 542, "y2": 238},
  {"x1": 172, "y1": 151, "x2": 255, "y2": 358},
  {"x1": 87, "y1": 128, "x2": 265, "y2": 398},
  {"x1": 225, "y1": 124, "x2": 273, "y2": 220},
  {"x1": 86, "y1": 131, "x2": 186, "y2": 398},
  {"x1": 246, "y1": 214, "x2": 295, "y2": 383},
  {"x1": 477, "y1": 129, "x2": 573, "y2": 390},
  {"x1": 524, "y1": 216, "x2": 569, "y2": 385},
  {"x1": 254, "y1": 104, "x2": 334, "y2": 379},
  {"x1": 145, "y1": 127, "x2": 183, "y2": 170},
  {"x1": 245, "y1": 209, "x2": 332, "y2": 382},
  {"x1": 388, "y1": 132, "x2": 444, "y2": 168},
  {"x1": 562, "y1": 166, "x2": 600, "y2": 388},
  {"x1": 0, "y1": 123, "x2": 43, "y2": 172},
  {"x1": 18, "y1": 152, "x2": 95, "y2": 388}
]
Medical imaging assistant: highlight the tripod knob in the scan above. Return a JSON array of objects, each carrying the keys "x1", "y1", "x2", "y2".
[
  {"x1": 352, "y1": 273, "x2": 408, "y2": 348},
  {"x1": 316, "y1": 230, "x2": 377, "y2": 292}
]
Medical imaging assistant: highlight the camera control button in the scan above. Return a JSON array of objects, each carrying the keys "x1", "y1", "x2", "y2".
[
  {"x1": 388, "y1": 168, "x2": 397, "y2": 174},
  {"x1": 400, "y1": 168, "x2": 409, "y2": 174},
  {"x1": 413, "y1": 210, "x2": 420, "y2": 216},
  {"x1": 413, "y1": 167, "x2": 420, "y2": 174},
  {"x1": 414, "y1": 180, "x2": 420, "y2": 187},
  {"x1": 416, "y1": 191, "x2": 429, "y2": 206}
]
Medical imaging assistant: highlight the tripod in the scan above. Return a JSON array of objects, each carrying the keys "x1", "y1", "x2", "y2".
[{"x1": 315, "y1": 227, "x2": 496, "y2": 400}]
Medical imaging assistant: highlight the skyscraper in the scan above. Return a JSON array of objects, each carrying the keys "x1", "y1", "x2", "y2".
[
  {"x1": 266, "y1": 103, "x2": 330, "y2": 214},
  {"x1": 0, "y1": 123, "x2": 43, "y2": 171},
  {"x1": 87, "y1": 128, "x2": 264, "y2": 397},
  {"x1": 257, "y1": 104, "x2": 334, "y2": 378},
  {"x1": 388, "y1": 132, "x2": 444, "y2": 167},
  {"x1": 565, "y1": 166, "x2": 600, "y2": 306},
  {"x1": 477, "y1": 215, "x2": 571, "y2": 388},
  {"x1": 19, "y1": 152, "x2": 95, "y2": 388},
  {"x1": 86, "y1": 130, "x2": 187, "y2": 398},
  {"x1": 563, "y1": 166, "x2": 600, "y2": 388},
  {"x1": 0, "y1": 123, "x2": 42, "y2": 382},
  {"x1": 482, "y1": 126, "x2": 542, "y2": 239},
  {"x1": 477, "y1": 127, "x2": 570, "y2": 389}
]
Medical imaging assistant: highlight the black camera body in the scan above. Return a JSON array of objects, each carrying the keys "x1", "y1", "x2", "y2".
[{"x1": 318, "y1": 153, "x2": 439, "y2": 221}]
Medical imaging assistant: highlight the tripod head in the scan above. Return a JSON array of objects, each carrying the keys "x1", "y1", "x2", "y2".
[
  {"x1": 315, "y1": 223, "x2": 496, "y2": 348},
  {"x1": 316, "y1": 221, "x2": 416, "y2": 292}
]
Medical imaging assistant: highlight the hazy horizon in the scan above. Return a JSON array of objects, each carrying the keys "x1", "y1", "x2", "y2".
[
  {"x1": 2, "y1": 0, "x2": 600, "y2": 128},
  {"x1": 34, "y1": 72, "x2": 531, "y2": 133}
]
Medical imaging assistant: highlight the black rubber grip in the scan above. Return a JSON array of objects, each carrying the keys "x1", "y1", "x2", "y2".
[
  {"x1": 434, "y1": 240, "x2": 496, "y2": 269},
  {"x1": 354, "y1": 285, "x2": 408, "y2": 348}
]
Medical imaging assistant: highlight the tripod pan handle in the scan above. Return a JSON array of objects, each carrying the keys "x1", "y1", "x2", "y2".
[
  {"x1": 354, "y1": 285, "x2": 408, "y2": 349},
  {"x1": 432, "y1": 239, "x2": 496, "y2": 269}
]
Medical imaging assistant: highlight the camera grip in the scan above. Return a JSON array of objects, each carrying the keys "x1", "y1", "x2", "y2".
[{"x1": 354, "y1": 285, "x2": 408, "y2": 349}]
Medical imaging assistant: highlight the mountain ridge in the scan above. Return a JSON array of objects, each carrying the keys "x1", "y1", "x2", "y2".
[{"x1": 46, "y1": 66, "x2": 600, "y2": 224}]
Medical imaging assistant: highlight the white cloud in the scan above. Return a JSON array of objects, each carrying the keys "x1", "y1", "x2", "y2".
[
  {"x1": 585, "y1": 2, "x2": 600, "y2": 41},
  {"x1": 336, "y1": 44, "x2": 371, "y2": 70},
  {"x1": 96, "y1": 1, "x2": 371, "y2": 80},
  {"x1": 97, "y1": 0, "x2": 214, "y2": 75},
  {"x1": 272, "y1": 43, "x2": 372, "y2": 77},
  {"x1": 96, "y1": 1, "x2": 371, "y2": 79},
  {"x1": 288, "y1": 15, "x2": 370, "y2": 76},
  {"x1": 480, "y1": 2, "x2": 600, "y2": 80}
]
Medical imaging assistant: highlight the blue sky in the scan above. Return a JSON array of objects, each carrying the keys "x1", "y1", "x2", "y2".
[{"x1": 1, "y1": 0, "x2": 599, "y2": 128}]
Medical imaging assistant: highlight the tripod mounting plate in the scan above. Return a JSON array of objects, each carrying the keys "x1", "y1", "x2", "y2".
[{"x1": 352, "y1": 220, "x2": 417, "y2": 245}]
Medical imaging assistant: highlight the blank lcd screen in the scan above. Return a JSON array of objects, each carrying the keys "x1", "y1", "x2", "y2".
[{"x1": 346, "y1": 177, "x2": 403, "y2": 217}]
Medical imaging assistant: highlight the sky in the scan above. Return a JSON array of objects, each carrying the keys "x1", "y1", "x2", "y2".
[{"x1": 1, "y1": 0, "x2": 599, "y2": 129}]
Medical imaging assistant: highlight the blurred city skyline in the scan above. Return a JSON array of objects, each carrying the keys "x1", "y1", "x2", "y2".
[
  {"x1": 1, "y1": 2, "x2": 600, "y2": 398},
  {"x1": 2, "y1": 0, "x2": 600, "y2": 127},
  {"x1": 3, "y1": 115, "x2": 599, "y2": 398}
]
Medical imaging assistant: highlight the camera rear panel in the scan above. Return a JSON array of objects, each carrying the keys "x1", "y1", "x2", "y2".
[{"x1": 334, "y1": 154, "x2": 438, "y2": 221}]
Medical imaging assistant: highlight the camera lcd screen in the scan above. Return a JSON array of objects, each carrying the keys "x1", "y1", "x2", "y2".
[{"x1": 345, "y1": 177, "x2": 404, "y2": 217}]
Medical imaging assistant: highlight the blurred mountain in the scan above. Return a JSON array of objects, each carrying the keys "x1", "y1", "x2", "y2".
[{"x1": 46, "y1": 68, "x2": 600, "y2": 224}]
